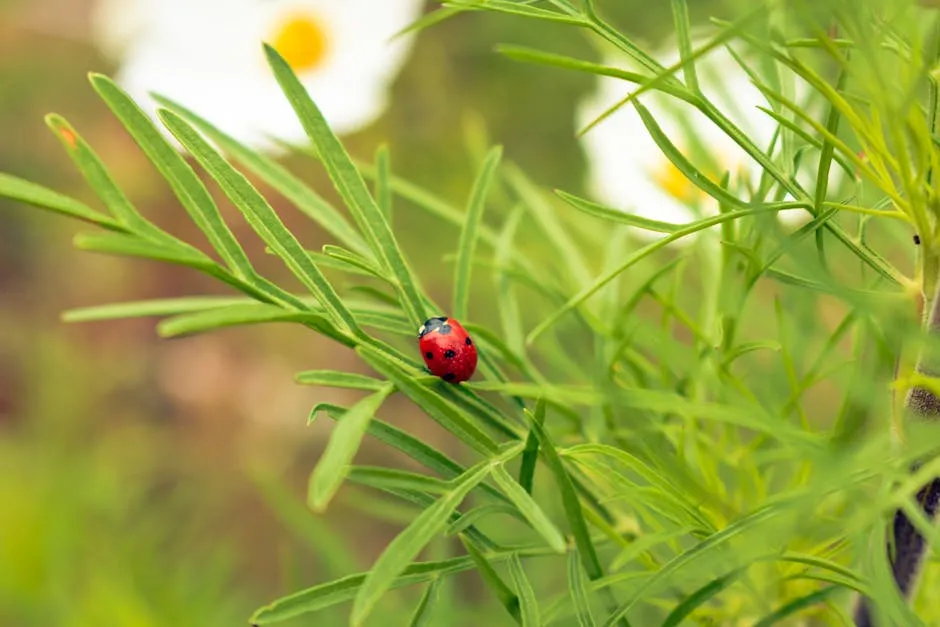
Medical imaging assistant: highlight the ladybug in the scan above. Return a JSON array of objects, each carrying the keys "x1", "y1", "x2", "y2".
[{"x1": 418, "y1": 316, "x2": 477, "y2": 383}]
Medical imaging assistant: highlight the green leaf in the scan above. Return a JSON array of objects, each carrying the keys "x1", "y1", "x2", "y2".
[
  {"x1": 453, "y1": 146, "x2": 502, "y2": 320},
  {"x1": 508, "y1": 554, "x2": 541, "y2": 627},
  {"x1": 517, "y1": 399, "x2": 543, "y2": 494},
  {"x1": 460, "y1": 536, "x2": 521, "y2": 623},
  {"x1": 346, "y1": 466, "x2": 451, "y2": 496},
  {"x1": 374, "y1": 144, "x2": 393, "y2": 222},
  {"x1": 660, "y1": 568, "x2": 745, "y2": 627},
  {"x1": 494, "y1": 206, "x2": 526, "y2": 357},
  {"x1": 158, "y1": 108, "x2": 361, "y2": 336},
  {"x1": 74, "y1": 232, "x2": 215, "y2": 271},
  {"x1": 527, "y1": 400, "x2": 602, "y2": 579},
  {"x1": 62, "y1": 296, "x2": 250, "y2": 322},
  {"x1": 309, "y1": 385, "x2": 394, "y2": 511},
  {"x1": 495, "y1": 45, "x2": 690, "y2": 101},
  {"x1": 357, "y1": 345, "x2": 500, "y2": 455},
  {"x1": 350, "y1": 457, "x2": 498, "y2": 626},
  {"x1": 155, "y1": 304, "x2": 338, "y2": 340},
  {"x1": 600, "y1": 501, "x2": 789, "y2": 626},
  {"x1": 152, "y1": 93, "x2": 369, "y2": 256},
  {"x1": 0, "y1": 172, "x2": 124, "y2": 231},
  {"x1": 505, "y1": 164, "x2": 593, "y2": 289},
  {"x1": 45, "y1": 114, "x2": 175, "y2": 242},
  {"x1": 263, "y1": 44, "x2": 427, "y2": 327},
  {"x1": 442, "y1": 0, "x2": 586, "y2": 25},
  {"x1": 445, "y1": 503, "x2": 527, "y2": 536},
  {"x1": 408, "y1": 578, "x2": 442, "y2": 627},
  {"x1": 568, "y1": 549, "x2": 597, "y2": 627},
  {"x1": 295, "y1": 370, "x2": 387, "y2": 391},
  {"x1": 250, "y1": 556, "x2": 477, "y2": 624},
  {"x1": 555, "y1": 190, "x2": 679, "y2": 233},
  {"x1": 322, "y1": 244, "x2": 389, "y2": 281},
  {"x1": 491, "y1": 464, "x2": 566, "y2": 553},
  {"x1": 524, "y1": 207, "x2": 803, "y2": 346},
  {"x1": 89, "y1": 74, "x2": 255, "y2": 278},
  {"x1": 669, "y1": 0, "x2": 699, "y2": 92},
  {"x1": 752, "y1": 586, "x2": 840, "y2": 627}
]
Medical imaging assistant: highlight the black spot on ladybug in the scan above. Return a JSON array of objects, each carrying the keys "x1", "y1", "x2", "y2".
[
  {"x1": 444, "y1": 349, "x2": 456, "y2": 359},
  {"x1": 915, "y1": 234, "x2": 922, "y2": 245},
  {"x1": 465, "y1": 337, "x2": 472, "y2": 346},
  {"x1": 419, "y1": 316, "x2": 448, "y2": 337},
  {"x1": 425, "y1": 351, "x2": 433, "y2": 359},
  {"x1": 443, "y1": 372, "x2": 456, "y2": 381}
]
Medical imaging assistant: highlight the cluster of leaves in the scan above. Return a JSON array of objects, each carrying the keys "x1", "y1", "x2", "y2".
[{"x1": 6, "y1": 0, "x2": 940, "y2": 625}]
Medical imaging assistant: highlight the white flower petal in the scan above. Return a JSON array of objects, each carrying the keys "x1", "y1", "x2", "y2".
[{"x1": 93, "y1": 0, "x2": 425, "y2": 150}]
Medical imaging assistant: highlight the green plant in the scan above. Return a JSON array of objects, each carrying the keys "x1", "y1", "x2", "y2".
[{"x1": 6, "y1": 0, "x2": 940, "y2": 625}]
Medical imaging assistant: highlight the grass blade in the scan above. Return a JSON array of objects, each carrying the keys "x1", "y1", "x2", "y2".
[
  {"x1": 350, "y1": 457, "x2": 498, "y2": 626},
  {"x1": 263, "y1": 44, "x2": 427, "y2": 327},
  {"x1": 491, "y1": 464, "x2": 566, "y2": 553},
  {"x1": 508, "y1": 553, "x2": 541, "y2": 627},
  {"x1": 453, "y1": 146, "x2": 503, "y2": 320}
]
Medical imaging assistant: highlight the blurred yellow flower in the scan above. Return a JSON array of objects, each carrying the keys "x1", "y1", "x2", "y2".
[
  {"x1": 578, "y1": 41, "x2": 813, "y2": 241},
  {"x1": 92, "y1": 0, "x2": 425, "y2": 151}
]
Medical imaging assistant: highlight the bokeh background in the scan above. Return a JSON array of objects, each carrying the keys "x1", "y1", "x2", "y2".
[{"x1": 0, "y1": 0, "x2": 819, "y2": 625}]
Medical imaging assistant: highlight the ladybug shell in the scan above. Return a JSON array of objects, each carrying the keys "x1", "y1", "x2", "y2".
[{"x1": 418, "y1": 317, "x2": 477, "y2": 383}]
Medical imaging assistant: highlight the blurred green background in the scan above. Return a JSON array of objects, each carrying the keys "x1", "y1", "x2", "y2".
[{"x1": 0, "y1": 0, "x2": 769, "y2": 625}]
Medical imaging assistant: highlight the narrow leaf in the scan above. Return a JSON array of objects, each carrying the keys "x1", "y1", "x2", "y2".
[
  {"x1": 453, "y1": 146, "x2": 502, "y2": 320},
  {"x1": 158, "y1": 108, "x2": 360, "y2": 335},
  {"x1": 296, "y1": 370, "x2": 387, "y2": 391},
  {"x1": 0, "y1": 172, "x2": 124, "y2": 231},
  {"x1": 528, "y1": 400, "x2": 603, "y2": 579},
  {"x1": 309, "y1": 384, "x2": 394, "y2": 511},
  {"x1": 263, "y1": 44, "x2": 427, "y2": 327},
  {"x1": 408, "y1": 578, "x2": 442, "y2": 627},
  {"x1": 568, "y1": 549, "x2": 597, "y2": 627},
  {"x1": 508, "y1": 554, "x2": 541, "y2": 627},
  {"x1": 491, "y1": 464, "x2": 565, "y2": 553},
  {"x1": 152, "y1": 93, "x2": 369, "y2": 256},
  {"x1": 350, "y1": 458, "x2": 496, "y2": 626},
  {"x1": 89, "y1": 74, "x2": 255, "y2": 278}
]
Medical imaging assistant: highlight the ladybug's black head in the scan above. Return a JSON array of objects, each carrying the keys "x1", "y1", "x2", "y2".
[{"x1": 418, "y1": 316, "x2": 450, "y2": 338}]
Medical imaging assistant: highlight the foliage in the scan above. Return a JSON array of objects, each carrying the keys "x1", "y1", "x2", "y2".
[{"x1": 5, "y1": 0, "x2": 940, "y2": 625}]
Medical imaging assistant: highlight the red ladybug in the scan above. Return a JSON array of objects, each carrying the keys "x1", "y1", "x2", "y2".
[{"x1": 418, "y1": 317, "x2": 477, "y2": 383}]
